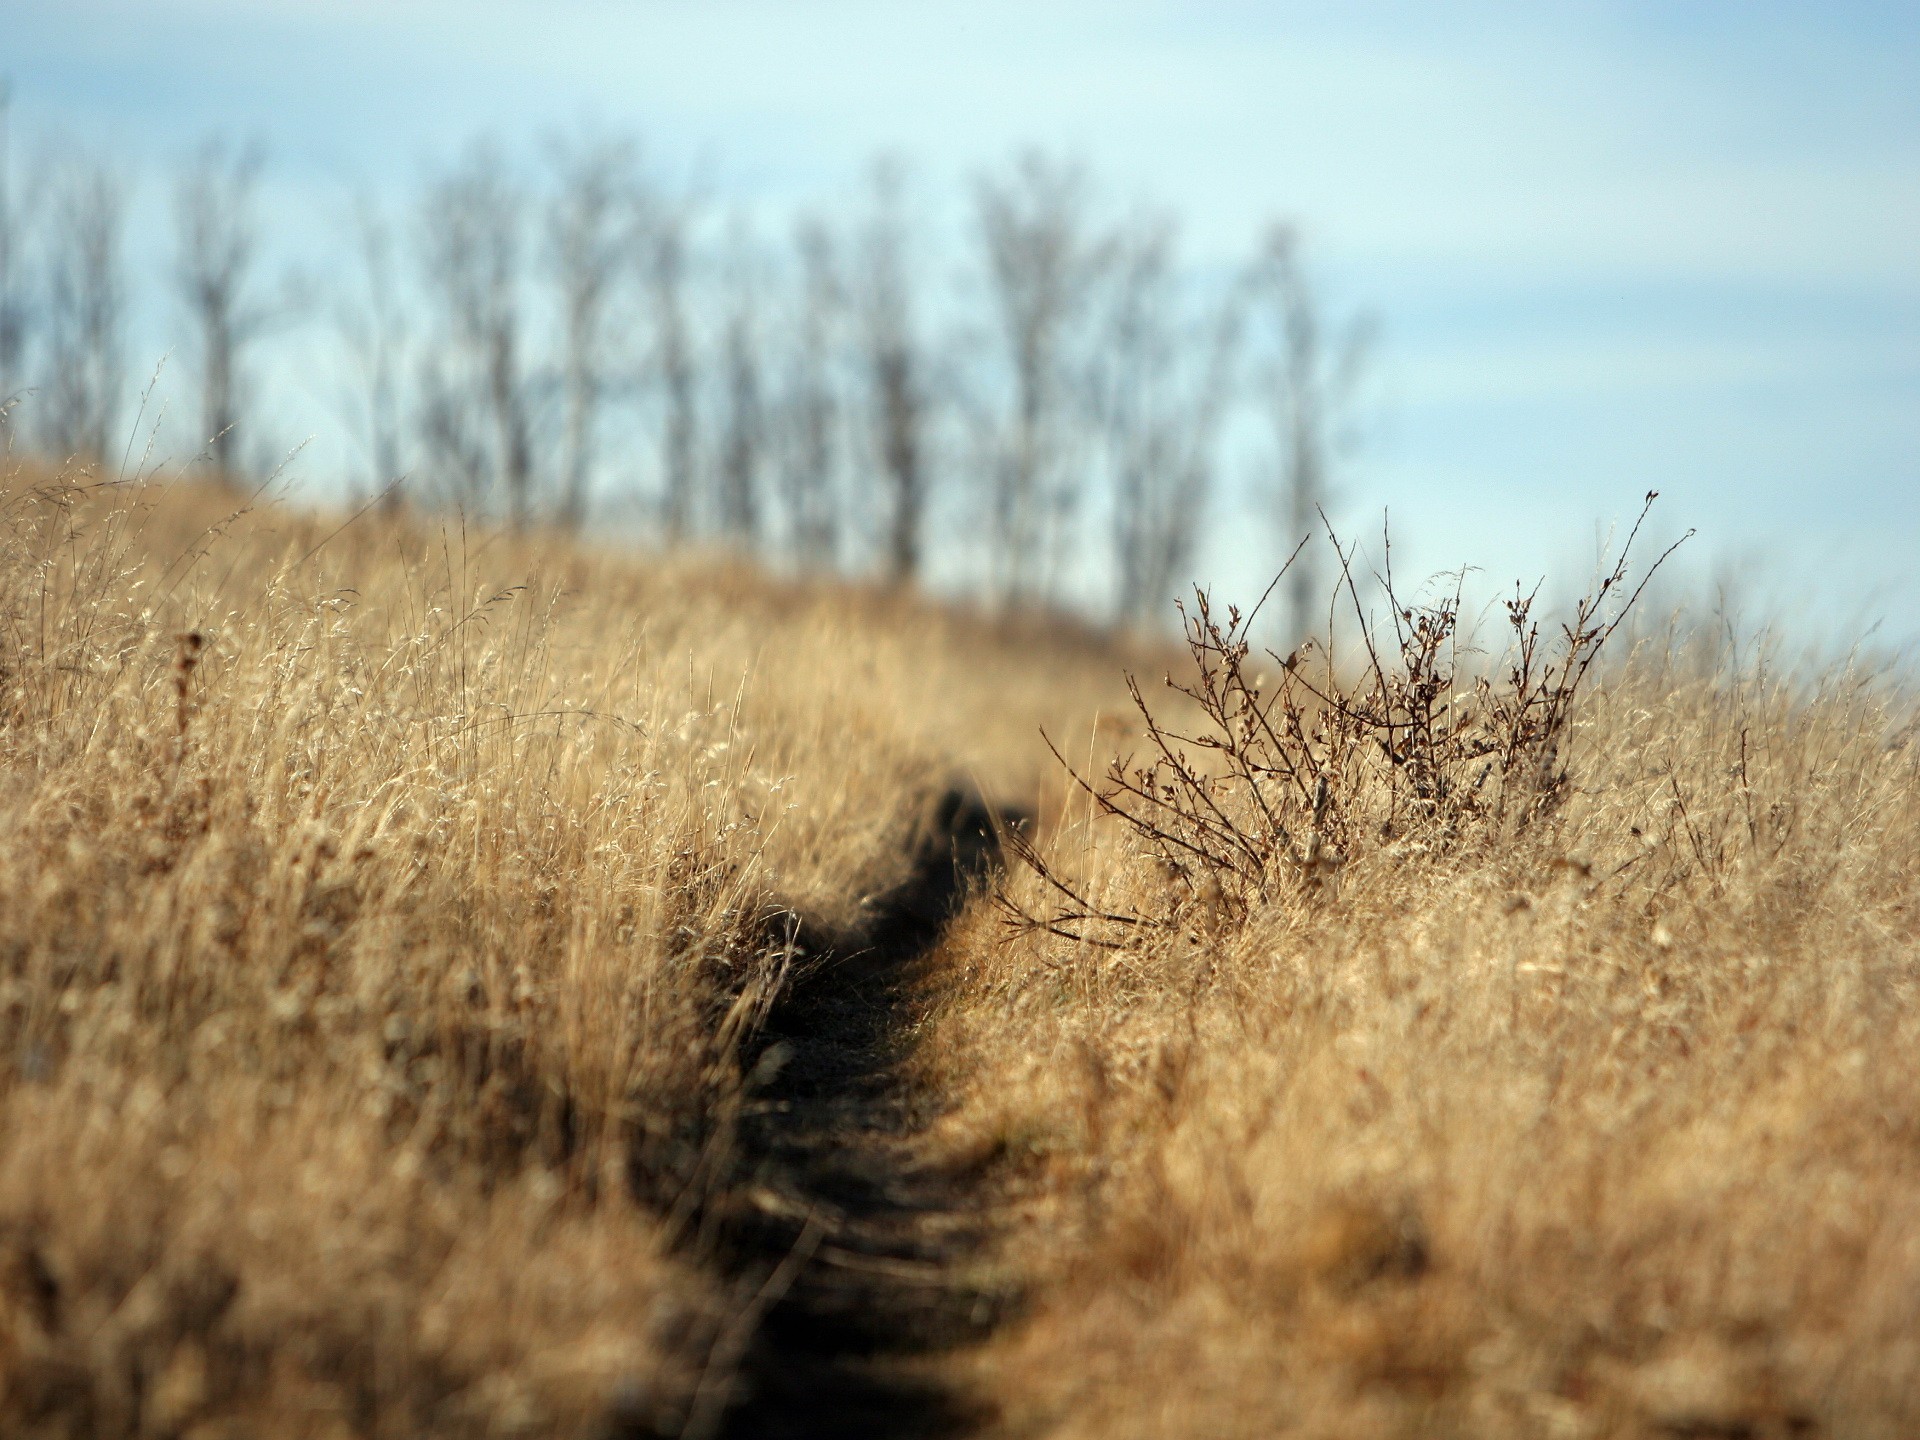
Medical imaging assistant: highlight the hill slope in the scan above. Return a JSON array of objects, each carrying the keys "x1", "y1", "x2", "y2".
[{"x1": 0, "y1": 465, "x2": 1916, "y2": 1439}]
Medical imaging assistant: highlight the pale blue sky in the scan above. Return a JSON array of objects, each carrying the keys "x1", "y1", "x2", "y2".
[{"x1": 8, "y1": 0, "x2": 1919, "y2": 644}]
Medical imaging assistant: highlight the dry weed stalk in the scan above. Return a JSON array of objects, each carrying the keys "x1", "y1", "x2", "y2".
[{"x1": 1006, "y1": 492, "x2": 1689, "y2": 936}]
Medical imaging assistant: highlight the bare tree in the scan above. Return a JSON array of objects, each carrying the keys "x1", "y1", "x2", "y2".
[
  {"x1": 1095, "y1": 212, "x2": 1242, "y2": 627},
  {"x1": 642, "y1": 191, "x2": 701, "y2": 541},
  {"x1": 37, "y1": 148, "x2": 127, "y2": 463},
  {"x1": 780, "y1": 216, "x2": 842, "y2": 570},
  {"x1": 174, "y1": 137, "x2": 269, "y2": 479},
  {"x1": 972, "y1": 151, "x2": 1106, "y2": 605},
  {"x1": 1253, "y1": 225, "x2": 1372, "y2": 640},
  {"x1": 715, "y1": 217, "x2": 764, "y2": 548},
  {"x1": 418, "y1": 143, "x2": 535, "y2": 524},
  {"x1": 854, "y1": 158, "x2": 927, "y2": 585},
  {"x1": 0, "y1": 80, "x2": 30, "y2": 434},
  {"x1": 546, "y1": 130, "x2": 635, "y2": 528},
  {"x1": 416, "y1": 350, "x2": 489, "y2": 508},
  {"x1": 338, "y1": 196, "x2": 410, "y2": 506}
]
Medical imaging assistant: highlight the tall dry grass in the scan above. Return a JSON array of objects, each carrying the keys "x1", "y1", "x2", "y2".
[
  {"x1": 10, "y1": 453, "x2": 1912, "y2": 1440},
  {"x1": 0, "y1": 461, "x2": 1134, "y2": 1438},
  {"x1": 922, "y1": 563, "x2": 1920, "y2": 1438}
]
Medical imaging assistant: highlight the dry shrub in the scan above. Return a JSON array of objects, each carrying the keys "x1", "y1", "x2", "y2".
[
  {"x1": 1004, "y1": 494, "x2": 1690, "y2": 940},
  {"x1": 922, "y1": 517, "x2": 1920, "y2": 1440}
]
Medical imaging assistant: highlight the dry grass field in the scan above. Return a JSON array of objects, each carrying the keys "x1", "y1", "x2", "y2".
[
  {"x1": 922, "y1": 542, "x2": 1920, "y2": 1438},
  {"x1": 0, "y1": 458, "x2": 1916, "y2": 1439},
  {"x1": 0, "y1": 460, "x2": 1132, "y2": 1437}
]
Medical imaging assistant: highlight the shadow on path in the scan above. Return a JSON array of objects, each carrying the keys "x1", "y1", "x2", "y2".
[{"x1": 692, "y1": 788, "x2": 1024, "y2": 1440}]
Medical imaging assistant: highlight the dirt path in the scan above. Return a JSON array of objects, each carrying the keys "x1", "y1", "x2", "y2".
[{"x1": 685, "y1": 789, "x2": 1018, "y2": 1440}]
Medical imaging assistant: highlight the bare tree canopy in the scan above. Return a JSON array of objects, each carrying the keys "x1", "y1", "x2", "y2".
[
  {"x1": 546, "y1": 129, "x2": 637, "y2": 529},
  {"x1": 855, "y1": 158, "x2": 928, "y2": 585},
  {"x1": 972, "y1": 150, "x2": 1107, "y2": 607},
  {"x1": 780, "y1": 215, "x2": 843, "y2": 571},
  {"x1": 173, "y1": 136, "x2": 267, "y2": 479},
  {"x1": 338, "y1": 196, "x2": 410, "y2": 507},
  {"x1": 1253, "y1": 224, "x2": 1373, "y2": 641},
  {"x1": 37, "y1": 147, "x2": 127, "y2": 464},
  {"x1": 0, "y1": 80, "x2": 29, "y2": 432},
  {"x1": 418, "y1": 142, "x2": 536, "y2": 524},
  {"x1": 0, "y1": 109, "x2": 1377, "y2": 632},
  {"x1": 716, "y1": 216, "x2": 765, "y2": 548},
  {"x1": 1095, "y1": 212, "x2": 1243, "y2": 627},
  {"x1": 642, "y1": 188, "x2": 702, "y2": 542}
]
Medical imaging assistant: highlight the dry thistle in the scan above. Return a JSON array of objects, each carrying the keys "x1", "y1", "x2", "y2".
[
  {"x1": 1003, "y1": 495, "x2": 1690, "y2": 941},
  {"x1": 172, "y1": 629, "x2": 205, "y2": 742}
]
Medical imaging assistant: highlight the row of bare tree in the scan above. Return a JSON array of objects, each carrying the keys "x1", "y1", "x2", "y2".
[
  {"x1": 0, "y1": 92, "x2": 277, "y2": 484},
  {"x1": 0, "y1": 100, "x2": 1369, "y2": 631}
]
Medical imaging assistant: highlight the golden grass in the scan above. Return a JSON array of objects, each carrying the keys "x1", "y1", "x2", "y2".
[
  {"x1": 921, "y1": 623, "x2": 1920, "y2": 1437},
  {"x1": 0, "y1": 463, "x2": 1132, "y2": 1437},
  {"x1": 4, "y1": 456, "x2": 1917, "y2": 1440}
]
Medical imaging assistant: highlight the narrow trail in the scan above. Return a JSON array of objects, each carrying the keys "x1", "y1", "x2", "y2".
[{"x1": 691, "y1": 789, "x2": 1022, "y2": 1440}]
